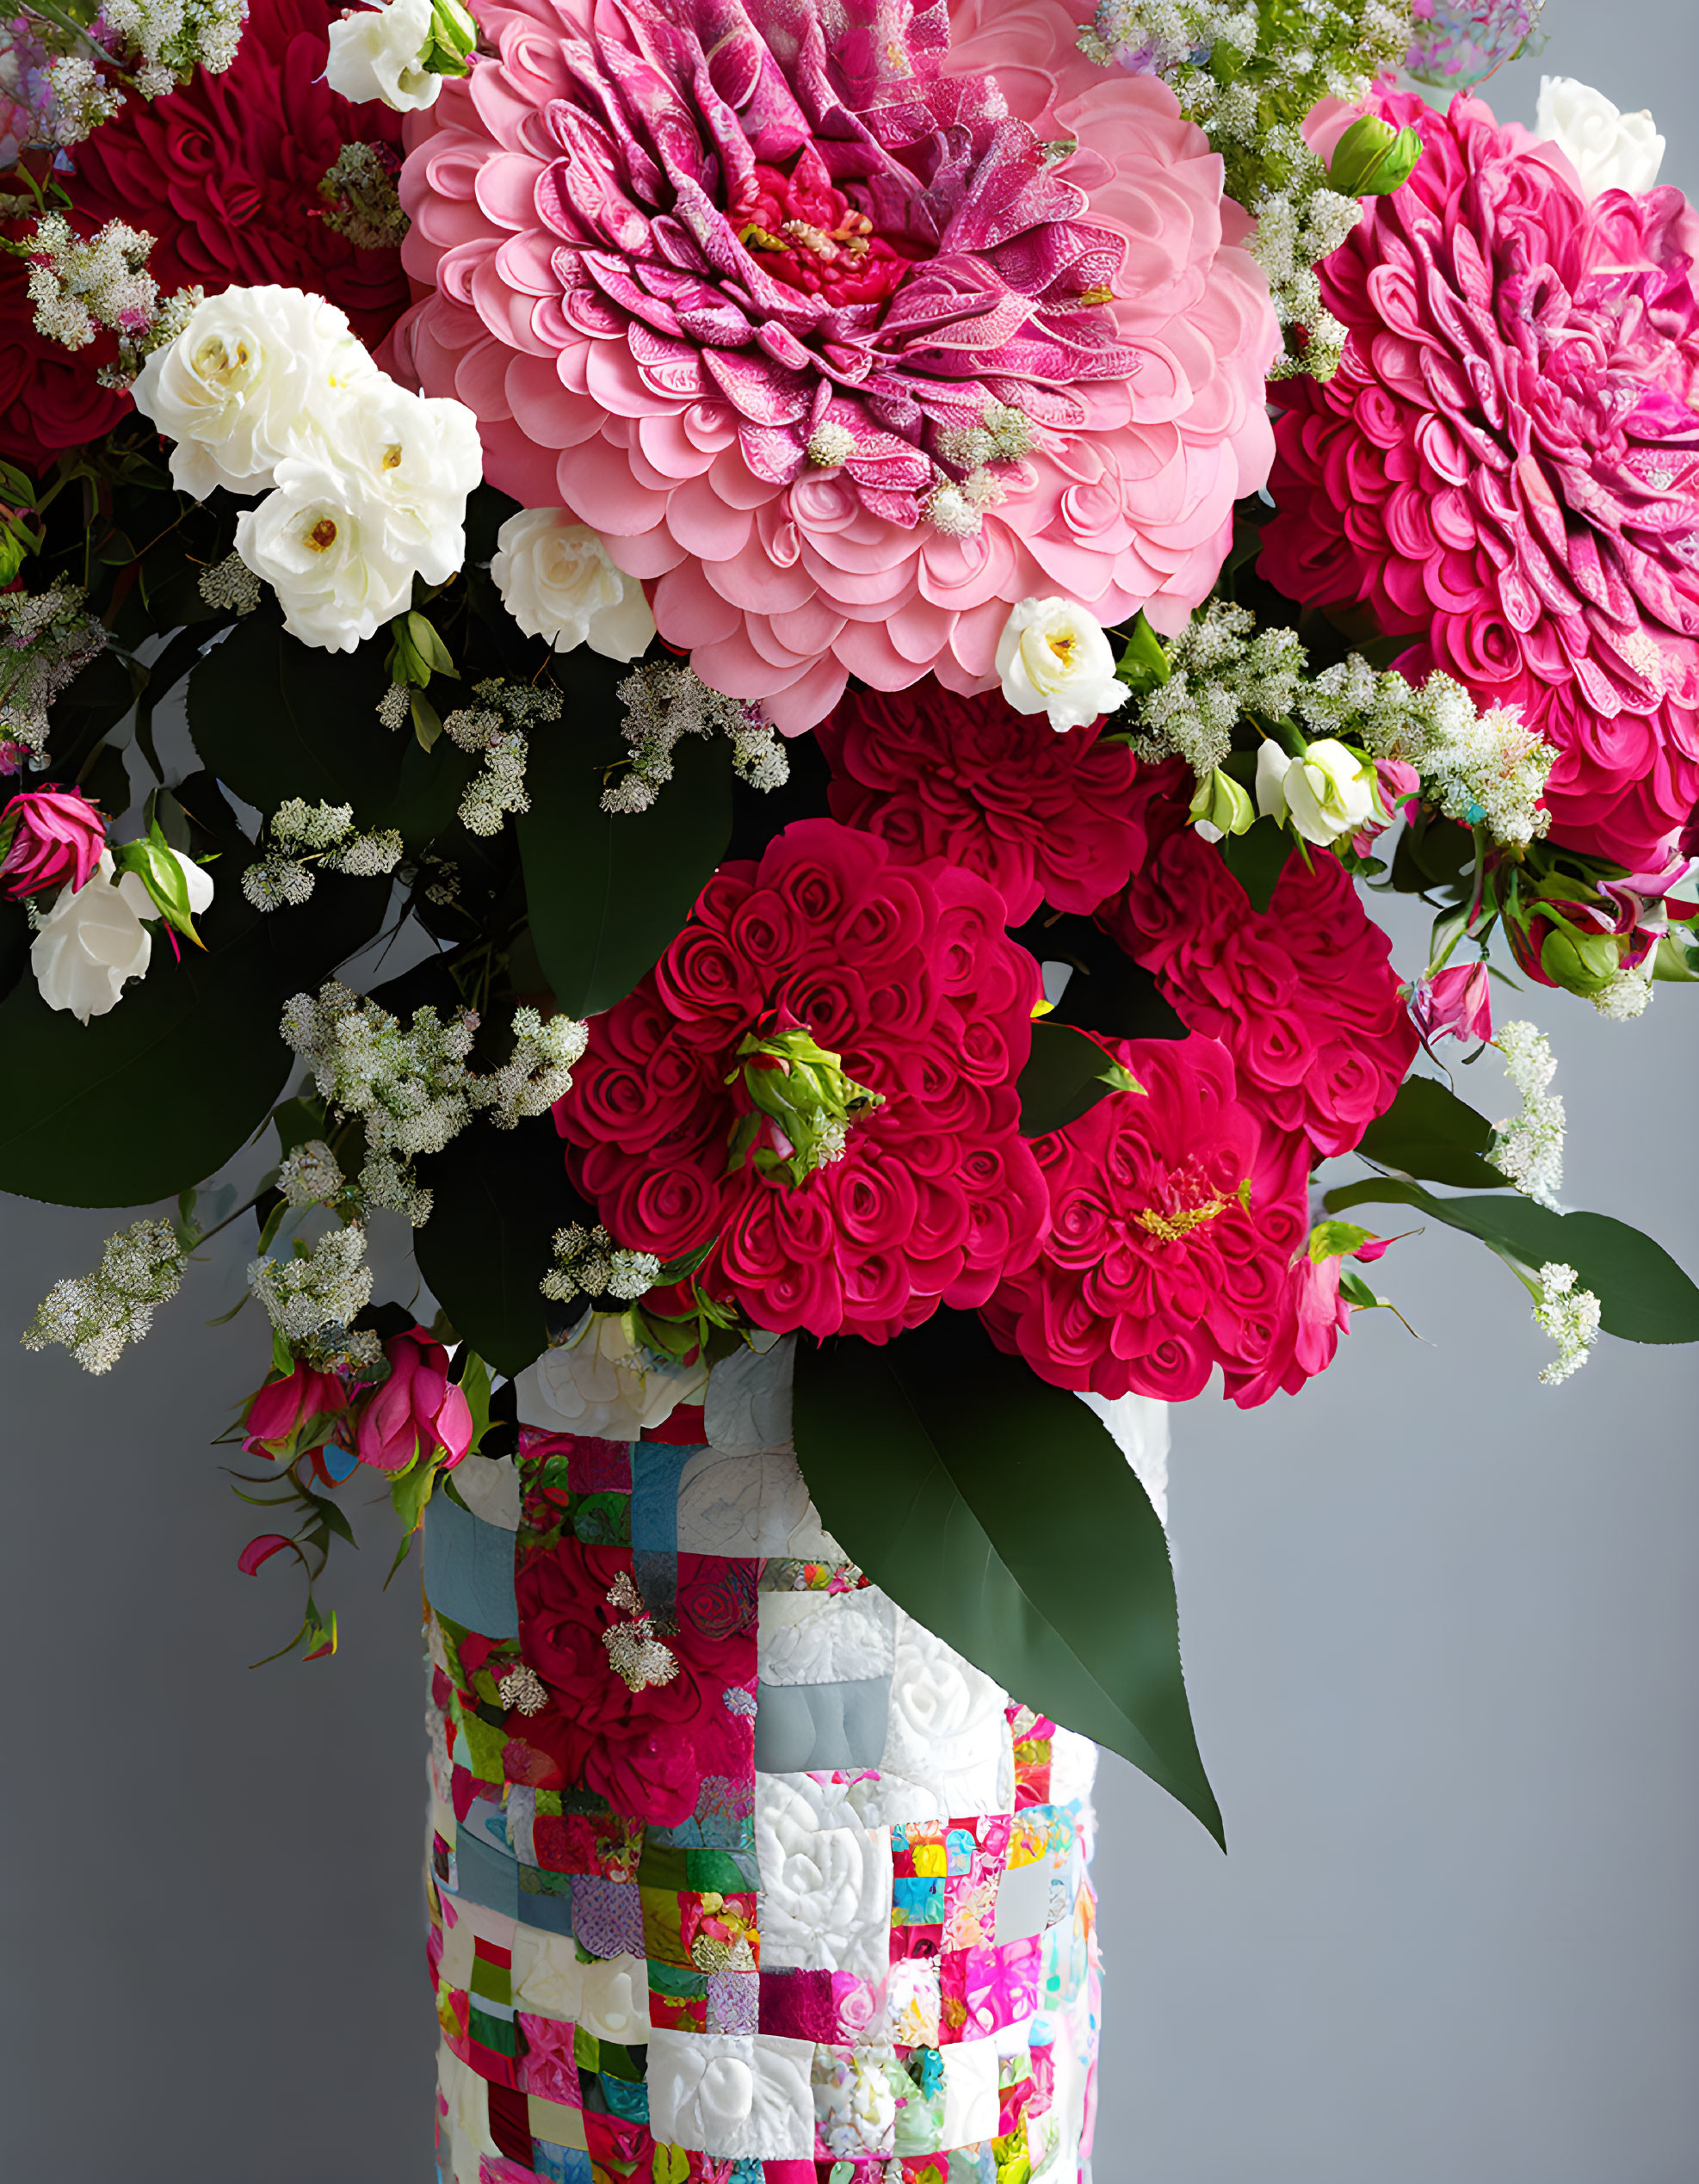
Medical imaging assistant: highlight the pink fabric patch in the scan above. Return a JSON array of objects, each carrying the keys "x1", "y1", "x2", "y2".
[{"x1": 518, "y1": 2013, "x2": 582, "y2": 2107}]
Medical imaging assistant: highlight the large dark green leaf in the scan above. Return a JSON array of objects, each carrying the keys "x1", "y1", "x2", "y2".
[
  {"x1": 0, "y1": 865, "x2": 388, "y2": 1207},
  {"x1": 1325, "y1": 1178, "x2": 1699, "y2": 1343},
  {"x1": 1017, "y1": 1018, "x2": 1137, "y2": 1137},
  {"x1": 187, "y1": 611, "x2": 475, "y2": 846},
  {"x1": 1006, "y1": 907, "x2": 1187, "y2": 1046},
  {"x1": 793, "y1": 1311, "x2": 1222, "y2": 1846},
  {"x1": 1219, "y1": 817, "x2": 1294, "y2": 915},
  {"x1": 414, "y1": 1110, "x2": 596, "y2": 1379},
  {"x1": 1355, "y1": 1076, "x2": 1508, "y2": 1189},
  {"x1": 517, "y1": 659, "x2": 732, "y2": 1016}
]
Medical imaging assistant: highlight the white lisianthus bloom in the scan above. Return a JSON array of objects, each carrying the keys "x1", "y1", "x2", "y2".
[
  {"x1": 131, "y1": 286, "x2": 375, "y2": 499},
  {"x1": 234, "y1": 458, "x2": 414, "y2": 651},
  {"x1": 1255, "y1": 735, "x2": 1375, "y2": 846},
  {"x1": 1535, "y1": 76, "x2": 1664, "y2": 199},
  {"x1": 994, "y1": 596, "x2": 1131, "y2": 732},
  {"x1": 517, "y1": 1311, "x2": 708, "y2": 1441},
  {"x1": 346, "y1": 377, "x2": 485, "y2": 586},
  {"x1": 326, "y1": 0, "x2": 444, "y2": 110},
  {"x1": 31, "y1": 853, "x2": 152, "y2": 1022},
  {"x1": 491, "y1": 509, "x2": 657, "y2": 661}
]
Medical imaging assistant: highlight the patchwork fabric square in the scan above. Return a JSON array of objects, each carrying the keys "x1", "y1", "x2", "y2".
[{"x1": 427, "y1": 1410, "x2": 1100, "y2": 2184}]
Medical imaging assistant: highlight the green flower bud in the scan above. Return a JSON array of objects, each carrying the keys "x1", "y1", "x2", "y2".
[
  {"x1": 423, "y1": 0, "x2": 477, "y2": 76},
  {"x1": 1539, "y1": 924, "x2": 1621, "y2": 996},
  {"x1": 726, "y1": 1014, "x2": 884, "y2": 1188},
  {"x1": 1327, "y1": 115, "x2": 1423, "y2": 198},
  {"x1": 1188, "y1": 767, "x2": 1255, "y2": 842}
]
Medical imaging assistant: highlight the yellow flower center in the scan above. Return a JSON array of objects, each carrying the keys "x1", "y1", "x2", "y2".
[
  {"x1": 1046, "y1": 632, "x2": 1079, "y2": 668},
  {"x1": 306, "y1": 516, "x2": 339, "y2": 553},
  {"x1": 1136, "y1": 1194, "x2": 1228, "y2": 1243}
]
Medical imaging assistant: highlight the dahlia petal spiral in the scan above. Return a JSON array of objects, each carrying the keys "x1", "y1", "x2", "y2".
[{"x1": 389, "y1": 0, "x2": 1278, "y2": 725}]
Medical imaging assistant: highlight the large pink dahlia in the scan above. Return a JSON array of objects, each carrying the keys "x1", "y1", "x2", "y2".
[
  {"x1": 388, "y1": 0, "x2": 1278, "y2": 729},
  {"x1": 1261, "y1": 90, "x2": 1699, "y2": 869}
]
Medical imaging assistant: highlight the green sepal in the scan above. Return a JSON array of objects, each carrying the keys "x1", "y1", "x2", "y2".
[
  {"x1": 1114, "y1": 609, "x2": 1171, "y2": 694},
  {"x1": 111, "y1": 822, "x2": 207, "y2": 946}
]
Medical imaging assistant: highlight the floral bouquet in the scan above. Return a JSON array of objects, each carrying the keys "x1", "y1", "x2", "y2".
[{"x1": 6, "y1": 0, "x2": 1699, "y2": 2173}]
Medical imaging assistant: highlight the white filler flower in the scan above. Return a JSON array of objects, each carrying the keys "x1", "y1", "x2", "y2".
[
  {"x1": 995, "y1": 596, "x2": 1131, "y2": 732},
  {"x1": 491, "y1": 509, "x2": 657, "y2": 661}
]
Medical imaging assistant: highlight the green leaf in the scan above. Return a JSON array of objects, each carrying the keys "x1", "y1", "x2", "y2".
[
  {"x1": 1322, "y1": 1179, "x2": 1699, "y2": 1343},
  {"x1": 1354, "y1": 1076, "x2": 1509, "y2": 1188},
  {"x1": 792, "y1": 1311, "x2": 1222, "y2": 1846},
  {"x1": 1218, "y1": 816, "x2": 1293, "y2": 916},
  {"x1": 414, "y1": 1110, "x2": 596, "y2": 1379},
  {"x1": 0, "y1": 860, "x2": 387, "y2": 1208},
  {"x1": 1005, "y1": 908, "x2": 1188, "y2": 1046},
  {"x1": 1017, "y1": 1018, "x2": 1142, "y2": 1137},
  {"x1": 391, "y1": 1448, "x2": 447, "y2": 1544},
  {"x1": 517, "y1": 657, "x2": 733, "y2": 1016},
  {"x1": 454, "y1": 1347, "x2": 494, "y2": 1456}
]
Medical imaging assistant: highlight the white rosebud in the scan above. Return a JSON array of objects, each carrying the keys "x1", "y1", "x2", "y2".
[
  {"x1": 1255, "y1": 735, "x2": 1375, "y2": 845},
  {"x1": 326, "y1": 0, "x2": 444, "y2": 110},
  {"x1": 114, "y1": 844, "x2": 216, "y2": 922},
  {"x1": 491, "y1": 509, "x2": 656, "y2": 662},
  {"x1": 130, "y1": 285, "x2": 375, "y2": 499},
  {"x1": 1535, "y1": 76, "x2": 1664, "y2": 200},
  {"x1": 345, "y1": 376, "x2": 484, "y2": 587},
  {"x1": 994, "y1": 596, "x2": 1131, "y2": 732},
  {"x1": 234, "y1": 457, "x2": 414, "y2": 652},
  {"x1": 30, "y1": 852, "x2": 152, "y2": 1023}
]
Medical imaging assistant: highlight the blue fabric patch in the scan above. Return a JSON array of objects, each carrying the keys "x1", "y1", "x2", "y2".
[
  {"x1": 532, "y1": 2143, "x2": 592, "y2": 2183},
  {"x1": 516, "y1": 1875, "x2": 578, "y2": 1937},
  {"x1": 449, "y1": 1827, "x2": 520, "y2": 1919},
  {"x1": 893, "y1": 1875, "x2": 946, "y2": 1922},
  {"x1": 424, "y1": 1491, "x2": 519, "y2": 1638},
  {"x1": 629, "y1": 1439, "x2": 696, "y2": 1552},
  {"x1": 752, "y1": 1675, "x2": 891, "y2": 1773}
]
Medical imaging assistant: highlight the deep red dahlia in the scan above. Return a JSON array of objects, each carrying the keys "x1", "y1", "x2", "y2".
[
  {"x1": 980, "y1": 1033, "x2": 1317, "y2": 1407},
  {"x1": 554, "y1": 818, "x2": 1050, "y2": 1343},
  {"x1": 816, "y1": 687, "x2": 1152, "y2": 924},
  {"x1": 1260, "y1": 89, "x2": 1699, "y2": 868},
  {"x1": 0, "y1": 0, "x2": 408, "y2": 471},
  {"x1": 1100, "y1": 764, "x2": 1417, "y2": 1159}
]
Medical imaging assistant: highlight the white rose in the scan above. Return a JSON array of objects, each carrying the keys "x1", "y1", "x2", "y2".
[
  {"x1": 491, "y1": 509, "x2": 657, "y2": 661},
  {"x1": 343, "y1": 376, "x2": 484, "y2": 588},
  {"x1": 1535, "y1": 76, "x2": 1664, "y2": 200},
  {"x1": 31, "y1": 853, "x2": 152, "y2": 1023},
  {"x1": 131, "y1": 286, "x2": 375, "y2": 499},
  {"x1": 234, "y1": 456, "x2": 414, "y2": 651},
  {"x1": 516, "y1": 1311, "x2": 708, "y2": 1441},
  {"x1": 326, "y1": 0, "x2": 443, "y2": 110},
  {"x1": 1255, "y1": 735, "x2": 1375, "y2": 846},
  {"x1": 994, "y1": 596, "x2": 1131, "y2": 732}
]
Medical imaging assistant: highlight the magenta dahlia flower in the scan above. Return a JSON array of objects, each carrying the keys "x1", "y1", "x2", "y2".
[
  {"x1": 1261, "y1": 89, "x2": 1699, "y2": 869},
  {"x1": 816, "y1": 684, "x2": 1152, "y2": 922},
  {"x1": 1100, "y1": 763, "x2": 1418, "y2": 1159},
  {"x1": 979, "y1": 1033, "x2": 1317, "y2": 1407},
  {"x1": 389, "y1": 0, "x2": 1277, "y2": 729},
  {"x1": 554, "y1": 818, "x2": 1050, "y2": 1342}
]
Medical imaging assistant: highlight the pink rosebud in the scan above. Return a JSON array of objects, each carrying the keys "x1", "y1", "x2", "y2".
[
  {"x1": 1, "y1": 787, "x2": 106, "y2": 900},
  {"x1": 238, "y1": 1533, "x2": 295, "y2": 1576},
  {"x1": 1408, "y1": 960, "x2": 1492, "y2": 1045},
  {"x1": 355, "y1": 1327, "x2": 475, "y2": 1475},
  {"x1": 1375, "y1": 757, "x2": 1421, "y2": 821},
  {"x1": 242, "y1": 1359, "x2": 352, "y2": 1460}
]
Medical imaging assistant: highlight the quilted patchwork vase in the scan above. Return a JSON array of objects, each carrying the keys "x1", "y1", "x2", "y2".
[{"x1": 421, "y1": 1336, "x2": 1106, "y2": 2184}]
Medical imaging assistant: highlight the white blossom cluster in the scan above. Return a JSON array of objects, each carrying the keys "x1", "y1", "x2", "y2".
[
  {"x1": 1532, "y1": 1261, "x2": 1601, "y2": 1385},
  {"x1": 248, "y1": 1225, "x2": 374, "y2": 1348},
  {"x1": 42, "y1": 56, "x2": 124, "y2": 146},
  {"x1": 98, "y1": 0, "x2": 249, "y2": 98},
  {"x1": 277, "y1": 1138, "x2": 345, "y2": 1208},
  {"x1": 1490, "y1": 1021, "x2": 1566, "y2": 1209},
  {"x1": 1129, "y1": 601, "x2": 1305, "y2": 778},
  {"x1": 1591, "y1": 965, "x2": 1655, "y2": 1021},
  {"x1": 242, "y1": 798, "x2": 404, "y2": 910},
  {"x1": 22, "y1": 1218, "x2": 185, "y2": 1375},
  {"x1": 437, "y1": 680, "x2": 564, "y2": 837},
  {"x1": 1078, "y1": 0, "x2": 1410, "y2": 379},
  {"x1": 280, "y1": 982, "x2": 587, "y2": 1225},
  {"x1": 197, "y1": 551, "x2": 263, "y2": 615},
  {"x1": 0, "y1": 582, "x2": 107, "y2": 769},
  {"x1": 540, "y1": 1221, "x2": 663, "y2": 1307},
  {"x1": 607, "y1": 661, "x2": 787, "y2": 815},
  {"x1": 21, "y1": 213, "x2": 201, "y2": 387}
]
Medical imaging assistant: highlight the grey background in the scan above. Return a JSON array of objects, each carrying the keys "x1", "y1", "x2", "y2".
[{"x1": 3, "y1": 3, "x2": 1697, "y2": 2176}]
